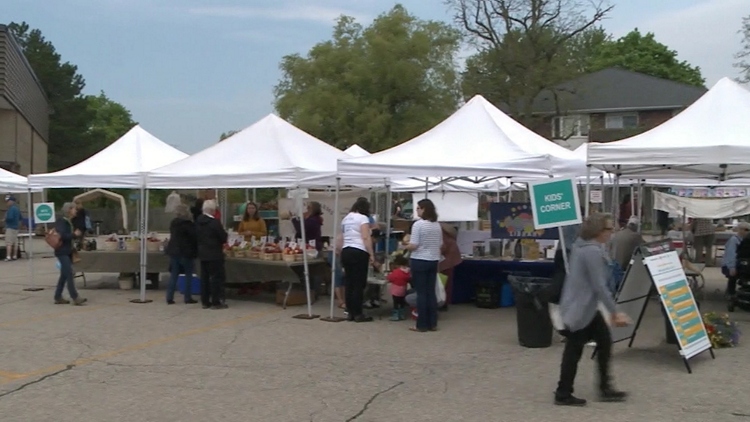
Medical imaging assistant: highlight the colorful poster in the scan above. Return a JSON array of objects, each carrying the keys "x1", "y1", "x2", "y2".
[
  {"x1": 489, "y1": 203, "x2": 559, "y2": 240},
  {"x1": 643, "y1": 251, "x2": 712, "y2": 359}
]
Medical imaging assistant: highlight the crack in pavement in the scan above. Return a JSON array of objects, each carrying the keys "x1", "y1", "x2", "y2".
[
  {"x1": 732, "y1": 412, "x2": 750, "y2": 418},
  {"x1": 345, "y1": 381, "x2": 404, "y2": 422},
  {"x1": 0, "y1": 365, "x2": 75, "y2": 399}
]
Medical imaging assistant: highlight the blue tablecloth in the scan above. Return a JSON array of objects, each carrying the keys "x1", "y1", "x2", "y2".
[{"x1": 451, "y1": 259, "x2": 556, "y2": 304}]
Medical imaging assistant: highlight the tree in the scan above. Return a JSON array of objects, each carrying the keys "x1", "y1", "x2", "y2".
[
  {"x1": 735, "y1": 15, "x2": 750, "y2": 83},
  {"x1": 587, "y1": 29, "x2": 705, "y2": 87},
  {"x1": 219, "y1": 130, "x2": 239, "y2": 141},
  {"x1": 83, "y1": 92, "x2": 137, "y2": 160},
  {"x1": 450, "y1": 0, "x2": 613, "y2": 121},
  {"x1": 274, "y1": 5, "x2": 462, "y2": 151}
]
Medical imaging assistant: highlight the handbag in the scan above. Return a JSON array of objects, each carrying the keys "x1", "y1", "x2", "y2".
[
  {"x1": 435, "y1": 273, "x2": 446, "y2": 304},
  {"x1": 45, "y1": 229, "x2": 62, "y2": 249}
]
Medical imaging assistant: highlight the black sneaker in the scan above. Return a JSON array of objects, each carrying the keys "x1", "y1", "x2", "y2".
[
  {"x1": 354, "y1": 315, "x2": 373, "y2": 323},
  {"x1": 600, "y1": 389, "x2": 627, "y2": 402},
  {"x1": 554, "y1": 395, "x2": 587, "y2": 406},
  {"x1": 211, "y1": 304, "x2": 229, "y2": 310}
]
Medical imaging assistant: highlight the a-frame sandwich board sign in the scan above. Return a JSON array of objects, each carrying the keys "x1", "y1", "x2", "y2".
[{"x1": 597, "y1": 239, "x2": 714, "y2": 373}]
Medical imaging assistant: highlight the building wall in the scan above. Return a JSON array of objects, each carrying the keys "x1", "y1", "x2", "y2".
[
  {"x1": 538, "y1": 108, "x2": 682, "y2": 145},
  {"x1": 0, "y1": 27, "x2": 50, "y2": 140}
]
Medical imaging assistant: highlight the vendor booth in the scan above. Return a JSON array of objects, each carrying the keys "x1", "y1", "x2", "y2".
[
  {"x1": 27, "y1": 125, "x2": 189, "y2": 299},
  {"x1": 337, "y1": 95, "x2": 587, "y2": 314},
  {"x1": 147, "y1": 114, "x2": 348, "y2": 317}
]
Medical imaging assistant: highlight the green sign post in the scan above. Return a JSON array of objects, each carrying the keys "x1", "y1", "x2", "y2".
[
  {"x1": 528, "y1": 178, "x2": 581, "y2": 230},
  {"x1": 34, "y1": 202, "x2": 56, "y2": 224}
]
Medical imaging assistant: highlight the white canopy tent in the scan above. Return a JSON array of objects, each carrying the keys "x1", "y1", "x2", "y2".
[
  {"x1": 587, "y1": 78, "x2": 750, "y2": 180},
  {"x1": 149, "y1": 114, "x2": 356, "y2": 319},
  {"x1": 337, "y1": 95, "x2": 584, "y2": 181},
  {"x1": 27, "y1": 125, "x2": 188, "y2": 302},
  {"x1": 28, "y1": 125, "x2": 188, "y2": 189},
  {"x1": 342, "y1": 144, "x2": 517, "y2": 193},
  {"x1": 0, "y1": 168, "x2": 36, "y2": 193},
  {"x1": 148, "y1": 114, "x2": 350, "y2": 189}
]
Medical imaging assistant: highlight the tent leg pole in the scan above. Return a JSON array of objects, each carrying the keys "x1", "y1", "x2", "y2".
[
  {"x1": 23, "y1": 188, "x2": 42, "y2": 292},
  {"x1": 322, "y1": 178, "x2": 345, "y2": 322},
  {"x1": 584, "y1": 166, "x2": 591, "y2": 217},
  {"x1": 131, "y1": 187, "x2": 152, "y2": 304},
  {"x1": 293, "y1": 186, "x2": 319, "y2": 320}
]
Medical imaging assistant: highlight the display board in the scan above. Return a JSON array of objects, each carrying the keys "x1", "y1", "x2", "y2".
[
  {"x1": 489, "y1": 203, "x2": 559, "y2": 240},
  {"x1": 608, "y1": 239, "x2": 714, "y2": 373},
  {"x1": 410, "y1": 192, "x2": 478, "y2": 222},
  {"x1": 527, "y1": 178, "x2": 582, "y2": 230}
]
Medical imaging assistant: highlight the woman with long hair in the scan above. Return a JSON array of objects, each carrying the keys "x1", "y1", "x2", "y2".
[
  {"x1": 238, "y1": 201, "x2": 267, "y2": 241},
  {"x1": 403, "y1": 199, "x2": 443, "y2": 332},
  {"x1": 336, "y1": 197, "x2": 374, "y2": 322}
]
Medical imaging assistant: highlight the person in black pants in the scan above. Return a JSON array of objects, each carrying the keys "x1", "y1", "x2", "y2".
[
  {"x1": 165, "y1": 204, "x2": 198, "y2": 305},
  {"x1": 195, "y1": 200, "x2": 228, "y2": 310},
  {"x1": 337, "y1": 197, "x2": 375, "y2": 322}
]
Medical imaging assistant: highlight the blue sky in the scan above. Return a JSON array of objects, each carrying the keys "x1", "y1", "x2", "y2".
[{"x1": 4, "y1": 0, "x2": 747, "y2": 153}]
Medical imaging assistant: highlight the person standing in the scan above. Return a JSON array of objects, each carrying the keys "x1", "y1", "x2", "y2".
[
  {"x1": 4, "y1": 195, "x2": 21, "y2": 261},
  {"x1": 609, "y1": 217, "x2": 645, "y2": 270},
  {"x1": 53, "y1": 203, "x2": 87, "y2": 305},
  {"x1": 555, "y1": 213, "x2": 629, "y2": 406},
  {"x1": 403, "y1": 199, "x2": 442, "y2": 333},
  {"x1": 691, "y1": 218, "x2": 715, "y2": 265},
  {"x1": 238, "y1": 201, "x2": 267, "y2": 241},
  {"x1": 336, "y1": 197, "x2": 374, "y2": 322},
  {"x1": 196, "y1": 200, "x2": 228, "y2": 310},
  {"x1": 438, "y1": 222, "x2": 462, "y2": 310},
  {"x1": 292, "y1": 201, "x2": 323, "y2": 252},
  {"x1": 165, "y1": 204, "x2": 198, "y2": 305},
  {"x1": 71, "y1": 200, "x2": 89, "y2": 240},
  {"x1": 722, "y1": 222, "x2": 750, "y2": 298}
]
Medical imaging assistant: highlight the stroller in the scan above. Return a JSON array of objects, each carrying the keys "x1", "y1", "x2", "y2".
[{"x1": 729, "y1": 238, "x2": 750, "y2": 312}]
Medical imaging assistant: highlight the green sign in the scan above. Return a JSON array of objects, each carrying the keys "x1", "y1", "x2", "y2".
[
  {"x1": 34, "y1": 202, "x2": 56, "y2": 224},
  {"x1": 528, "y1": 178, "x2": 581, "y2": 229}
]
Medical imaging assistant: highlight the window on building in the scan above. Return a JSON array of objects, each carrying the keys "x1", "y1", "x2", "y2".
[
  {"x1": 552, "y1": 115, "x2": 590, "y2": 138},
  {"x1": 605, "y1": 113, "x2": 639, "y2": 129}
]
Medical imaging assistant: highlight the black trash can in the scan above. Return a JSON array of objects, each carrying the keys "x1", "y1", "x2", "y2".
[{"x1": 509, "y1": 276, "x2": 554, "y2": 348}]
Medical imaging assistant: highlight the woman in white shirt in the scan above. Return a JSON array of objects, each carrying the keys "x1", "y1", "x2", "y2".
[
  {"x1": 337, "y1": 197, "x2": 375, "y2": 322},
  {"x1": 404, "y1": 199, "x2": 443, "y2": 332}
]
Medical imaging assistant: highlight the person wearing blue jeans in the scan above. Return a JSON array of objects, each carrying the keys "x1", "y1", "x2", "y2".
[
  {"x1": 53, "y1": 202, "x2": 86, "y2": 305},
  {"x1": 403, "y1": 199, "x2": 443, "y2": 332},
  {"x1": 165, "y1": 204, "x2": 199, "y2": 305}
]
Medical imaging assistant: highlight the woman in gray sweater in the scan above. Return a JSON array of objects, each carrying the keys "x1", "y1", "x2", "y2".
[{"x1": 555, "y1": 213, "x2": 630, "y2": 407}]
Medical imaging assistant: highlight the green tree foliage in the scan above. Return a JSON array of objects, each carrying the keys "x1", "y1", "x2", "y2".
[
  {"x1": 274, "y1": 5, "x2": 462, "y2": 151},
  {"x1": 9, "y1": 22, "x2": 138, "y2": 206},
  {"x1": 734, "y1": 15, "x2": 750, "y2": 83},
  {"x1": 587, "y1": 29, "x2": 705, "y2": 87},
  {"x1": 451, "y1": 0, "x2": 613, "y2": 121}
]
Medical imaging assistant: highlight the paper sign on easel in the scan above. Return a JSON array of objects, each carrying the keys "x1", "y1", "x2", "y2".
[{"x1": 609, "y1": 240, "x2": 714, "y2": 373}]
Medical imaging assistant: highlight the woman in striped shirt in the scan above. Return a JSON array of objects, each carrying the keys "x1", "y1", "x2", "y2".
[{"x1": 403, "y1": 199, "x2": 443, "y2": 332}]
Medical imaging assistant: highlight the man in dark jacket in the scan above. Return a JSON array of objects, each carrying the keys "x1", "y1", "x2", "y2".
[
  {"x1": 196, "y1": 200, "x2": 228, "y2": 309},
  {"x1": 54, "y1": 202, "x2": 87, "y2": 306},
  {"x1": 165, "y1": 204, "x2": 198, "y2": 305}
]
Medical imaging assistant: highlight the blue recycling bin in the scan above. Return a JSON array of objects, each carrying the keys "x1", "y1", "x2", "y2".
[{"x1": 177, "y1": 274, "x2": 201, "y2": 295}]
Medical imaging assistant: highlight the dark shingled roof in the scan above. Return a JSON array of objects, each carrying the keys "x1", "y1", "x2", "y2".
[{"x1": 530, "y1": 67, "x2": 707, "y2": 114}]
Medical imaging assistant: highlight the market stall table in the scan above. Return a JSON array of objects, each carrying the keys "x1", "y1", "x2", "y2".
[
  {"x1": 451, "y1": 258, "x2": 556, "y2": 305},
  {"x1": 0, "y1": 233, "x2": 34, "y2": 259},
  {"x1": 75, "y1": 251, "x2": 326, "y2": 307}
]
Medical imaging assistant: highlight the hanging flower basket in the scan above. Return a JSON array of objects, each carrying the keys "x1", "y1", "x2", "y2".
[{"x1": 702, "y1": 312, "x2": 741, "y2": 348}]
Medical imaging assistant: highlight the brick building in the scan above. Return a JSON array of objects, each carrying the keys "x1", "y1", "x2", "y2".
[{"x1": 526, "y1": 68, "x2": 707, "y2": 150}]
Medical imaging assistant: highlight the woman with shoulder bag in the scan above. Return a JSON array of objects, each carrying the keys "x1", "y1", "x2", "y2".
[{"x1": 52, "y1": 202, "x2": 87, "y2": 306}]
